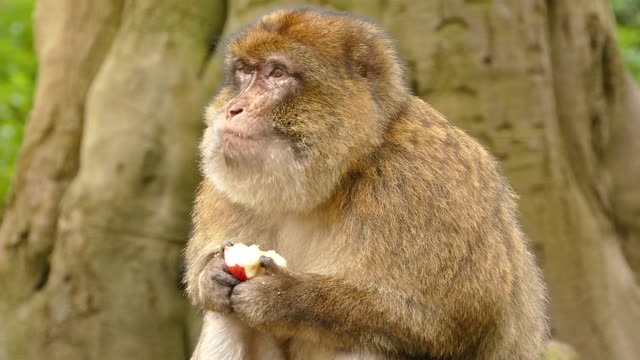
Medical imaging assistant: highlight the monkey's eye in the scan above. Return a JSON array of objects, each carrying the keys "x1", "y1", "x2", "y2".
[
  {"x1": 233, "y1": 60, "x2": 253, "y2": 76},
  {"x1": 269, "y1": 67, "x2": 286, "y2": 78}
]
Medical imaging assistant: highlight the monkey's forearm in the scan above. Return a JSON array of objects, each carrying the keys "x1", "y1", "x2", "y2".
[
  {"x1": 233, "y1": 272, "x2": 426, "y2": 354},
  {"x1": 295, "y1": 276, "x2": 417, "y2": 350}
]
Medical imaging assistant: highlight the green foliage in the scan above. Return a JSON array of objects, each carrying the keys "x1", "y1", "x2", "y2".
[
  {"x1": 0, "y1": 0, "x2": 35, "y2": 203},
  {"x1": 613, "y1": 0, "x2": 640, "y2": 82}
]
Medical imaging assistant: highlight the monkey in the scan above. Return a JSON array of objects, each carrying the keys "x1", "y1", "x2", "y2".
[{"x1": 184, "y1": 7, "x2": 549, "y2": 360}]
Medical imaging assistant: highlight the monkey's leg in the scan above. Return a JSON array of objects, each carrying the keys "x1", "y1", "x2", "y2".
[
  {"x1": 191, "y1": 312, "x2": 246, "y2": 360},
  {"x1": 191, "y1": 311, "x2": 284, "y2": 360}
]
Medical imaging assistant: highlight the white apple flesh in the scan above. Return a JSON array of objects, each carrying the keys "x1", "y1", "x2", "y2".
[{"x1": 223, "y1": 243, "x2": 287, "y2": 281}]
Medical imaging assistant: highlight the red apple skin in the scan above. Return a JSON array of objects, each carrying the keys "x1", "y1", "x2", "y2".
[
  {"x1": 224, "y1": 245, "x2": 249, "y2": 281},
  {"x1": 226, "y1": 264, "x2": 248, "y2": 282}
]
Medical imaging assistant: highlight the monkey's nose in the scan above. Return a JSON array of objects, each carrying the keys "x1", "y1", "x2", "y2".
[{"x1": 227, "y1": 107, "x2": 244, "y2": 119}]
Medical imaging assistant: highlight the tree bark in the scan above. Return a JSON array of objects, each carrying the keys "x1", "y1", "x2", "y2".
[
  {"x1": 1, "y1": 0, "x2": 638, "y2": 359},
  {"x1": 0, "y1": 1, "x2": 226, "y2": 359},
  {"x1": 544, "y1": 1, "x2": 640, "y2": 358}
]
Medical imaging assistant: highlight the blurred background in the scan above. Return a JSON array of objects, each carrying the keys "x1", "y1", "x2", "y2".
[{"x1": 0, "y1": 1, "x2": 639, "y2": 359}]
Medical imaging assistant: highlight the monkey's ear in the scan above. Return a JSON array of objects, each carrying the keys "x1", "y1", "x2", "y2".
[
  {"x1": 346, "y1": 32, "x2": 408, "y2": 119},
  {"x1": 347, "y1": 40, "x2": 383, "y2": 80},
  {"x1": 347, "y1": 32, "x2": 404, "y2": 91}
]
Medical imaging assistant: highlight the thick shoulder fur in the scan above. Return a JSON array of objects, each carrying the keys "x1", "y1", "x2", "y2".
[{"x1": 332, "y1": 97, "x2": 549, "y2": 358}]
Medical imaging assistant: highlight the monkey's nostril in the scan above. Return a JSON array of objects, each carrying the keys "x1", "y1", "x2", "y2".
[{"x1": 228, "y1": 107, "x2": 243, "y2": 119}]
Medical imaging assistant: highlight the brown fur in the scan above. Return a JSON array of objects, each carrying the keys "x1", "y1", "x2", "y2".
[{"x1": 185, "y1": 8, "x2": 548, "y2": 360}]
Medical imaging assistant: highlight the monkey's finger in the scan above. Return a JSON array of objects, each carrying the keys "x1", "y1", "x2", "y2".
[
  {"x1": 219, "y1": 240, "x2": 234, "y2": 252},
  {"x1": 211, "y1": 270, "x2": 241, "y2": 286},
  {"x1": 259, "y1": 255, "x2": 286, "y2": 275},
  {"x1": 214, "y1": 241, "x2": 235, "y2": 259}
]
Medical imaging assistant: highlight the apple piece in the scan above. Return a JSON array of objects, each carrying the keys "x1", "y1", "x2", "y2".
[
  {"x1": 261, "y1": 249, "x2": 287, "y2": 268},
  {"x1": 223, "y1": 243, "x2": 287, "y2": 281},
  {"x1": 224, "y1": 244, "x2": 262, "y2": 281},
  {"x1": 226, "y1": 263, "x2": 249, "y2": 282}
]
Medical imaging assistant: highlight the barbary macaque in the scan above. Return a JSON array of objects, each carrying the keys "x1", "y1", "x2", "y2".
[{"x1": 185, "y1": 8, "x2": 548, "y2": 360}]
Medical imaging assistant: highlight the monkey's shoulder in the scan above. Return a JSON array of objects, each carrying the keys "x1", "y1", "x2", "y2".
[
  {"x1": 371, "y1": 99, "x2": 502, "y2": 188},
  {"x1": 343, "y1": 99, "x2": 513, "y2": 227},
  {"x1": 193, "y1": 181, "x2": 270, "y2": 233}
]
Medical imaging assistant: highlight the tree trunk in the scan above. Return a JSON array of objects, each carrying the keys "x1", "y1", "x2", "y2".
[
  {"x1": 0, "y1": 1, "x2": 226, "y2": 359},
  {"x1": 370, "y1": 0, "x2": 640, "y2": 358},
  {"x1": 1, "y1": 1, "x2": 638, "y2": 360}
]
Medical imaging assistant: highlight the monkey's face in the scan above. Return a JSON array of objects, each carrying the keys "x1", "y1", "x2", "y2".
[
  {"x1": 200, "y1": 10, "x2": 401, "y2": 213},
  {"x1": 204, "y1": 55, "x2": 301, "y2": 174},
  {"x1": 201, "y1": 52, "x2": 311, "y2": 211}
]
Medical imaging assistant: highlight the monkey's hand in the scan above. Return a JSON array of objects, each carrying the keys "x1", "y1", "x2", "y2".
[
  {"x1": 192, "y1": 241, "x2": 240, "y2": 313},
  {"x1": 230, "y1": 255, "x2": 299, "y2": 329}
]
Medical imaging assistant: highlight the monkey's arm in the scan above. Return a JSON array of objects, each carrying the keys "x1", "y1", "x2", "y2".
[
  {"x1": 184, "y1": 182, "x2": 267, "y2": 310},
  {"x1": 229, "y1": 259, "x2": 451, "y2": 356},
  {"x1": 183, "y1": 187, "x2": 230, "y2": 307}
]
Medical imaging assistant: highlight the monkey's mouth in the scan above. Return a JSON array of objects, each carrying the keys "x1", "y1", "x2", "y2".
[{"x1": 222, "y1": 130, "x2": 261, "y2": 143}]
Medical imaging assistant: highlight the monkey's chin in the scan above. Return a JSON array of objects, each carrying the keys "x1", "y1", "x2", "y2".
[
  {"x1": 219, "y1": 132, "x2": 270, "y2": 173},
  {"x1": 203, "y1": 142, "x2": 335, "y2": 213}
]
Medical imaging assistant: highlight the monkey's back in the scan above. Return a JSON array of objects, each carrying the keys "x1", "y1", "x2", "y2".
[{"x1": 341, "y1": 97, "x2": 549, "y2": 359}]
